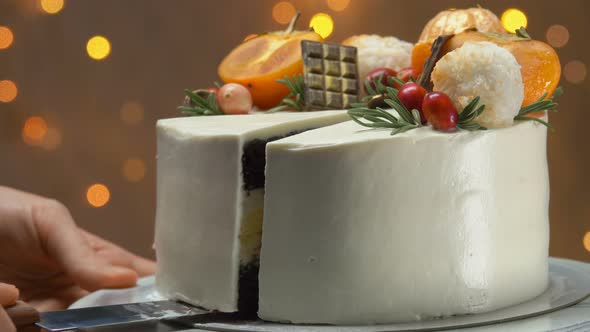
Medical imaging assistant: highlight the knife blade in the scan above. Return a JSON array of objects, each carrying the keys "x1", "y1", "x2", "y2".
[{"x1": 36, "y1": 300, "x2": 207, "y2": 331}]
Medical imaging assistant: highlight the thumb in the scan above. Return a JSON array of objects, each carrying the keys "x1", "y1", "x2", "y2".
[
  {"x1": 35, "y1": 201, "x2": 139, "y2": 291},
  {"x1": 0, "y1": 283, "x2": 18, "y2": 307}
]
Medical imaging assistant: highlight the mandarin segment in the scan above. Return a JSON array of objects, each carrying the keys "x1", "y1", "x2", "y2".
[{"x1": 411, "y1": 42, "x2": 432, "y2": 72}]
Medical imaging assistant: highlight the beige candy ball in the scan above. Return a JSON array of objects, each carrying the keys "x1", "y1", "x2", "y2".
[{"x1": 432, "y1": 41, "x2": 524, "y2": 128}]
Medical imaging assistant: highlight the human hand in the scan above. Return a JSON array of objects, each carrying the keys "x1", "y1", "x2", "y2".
[
  {"x1": 0, "y1": 283, "x2": 19, "y2": 331},
  {"x1": 0, "y1": 186, "x2": 155, "y2": 311}
]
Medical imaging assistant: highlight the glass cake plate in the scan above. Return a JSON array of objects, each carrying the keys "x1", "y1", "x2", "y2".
[{"x1": 70, "y1": 257, "x2": 590, "y2": 332}]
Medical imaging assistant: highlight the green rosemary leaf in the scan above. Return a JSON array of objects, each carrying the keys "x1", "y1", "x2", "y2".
[
  {"x1": 184, "y1": 89, "x2": 209, "y2": 108},
  {"x1": 514, "y1": 115, "x2": 554, "y2": 129},
  {"x1": 364, "y1": 79, "x2": 377, "y2": 96},
  {"x1": 388, "y1": 76, "x2": 405, "y2": 88},
  {"x1": 391, "y1": 124, "x2": 417, "y2": 135},
  {"x1": 514, "y1": 87, "x2": 562, "y2": 128},
  {"x1": 458, "y1": 96, "x2": 486, "y2": 129},
  {"x1": 267, "y1": 74, "x2": 306, "y2": 113},
  {"x1": 411, "y1": 109, "x2": 422, "y2": 125},
  {"x1": 515, "y1": 27, "x2": 531, "y2": 39},
  {"x1": 266, "y1": 105, "x2": 289, "y2": 113}
]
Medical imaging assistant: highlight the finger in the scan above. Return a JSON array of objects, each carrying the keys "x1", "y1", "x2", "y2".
[
  {"x1": 0, "y1": 307, "x2": 16, "y2": 332},
  {"x1": 130, "y1": 256, "x2": 156, "y2": 277},
  {"x1": 27, "y1": 285, "x2": 89, "y2": 311},
  {"x1": 33, "y1": 201, "x2": 138, "y2": 292},
  {"x1": 0, "y1": 283, "x2": 19, "y2": 307},
  {"x1": 80, "y1": 230, "x2": 156, "y2": 276}
]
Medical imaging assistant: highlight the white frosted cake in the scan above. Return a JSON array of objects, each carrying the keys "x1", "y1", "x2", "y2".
[
  {"x1": 155, "y1": 5, "x2": 561, "y2": 325},
  {"x1": 258, "y1": 118, "x2": 549, "y2": 324},
  {"x1": 154, "y1": 111, "x2": 349, "y2": 314}
]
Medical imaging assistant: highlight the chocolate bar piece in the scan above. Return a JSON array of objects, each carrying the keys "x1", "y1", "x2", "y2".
[{"x1": 301, "y1": 41, "x2": 360, "y2": 110}]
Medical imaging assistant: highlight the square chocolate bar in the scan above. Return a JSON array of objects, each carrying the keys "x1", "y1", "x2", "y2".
[{"x1": 301, "y1": 40, "x2": 360, "y2": 110}]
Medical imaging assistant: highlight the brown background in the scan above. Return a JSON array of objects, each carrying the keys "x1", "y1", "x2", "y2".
[{"x1": 0, "y1": 0, "x2": 588, "y2": 262}]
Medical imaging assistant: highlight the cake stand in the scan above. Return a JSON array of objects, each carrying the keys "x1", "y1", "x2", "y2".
[{"x1": 70, "y1": 257, "x2": 590, "y2": 332}]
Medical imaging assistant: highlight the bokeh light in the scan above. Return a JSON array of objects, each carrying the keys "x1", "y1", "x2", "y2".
[
  {"x1": 86, "y1": 183, "x2": 110, "y2": 208},
  {"x1": 123, "y1": 158, "x2": 146, "y2": 182},
  {"x1": 272, "y1": 1, "x2": 296, "y2": 25},
  {"x1": 584, "y1": 232, "x2": 590, "y2": 252},
  {"x1": 0, "y1": 26, "x2": 14, "y2": 50},
  {"x1": 564, "y1": 60, "x2": 587, "y2": 84},
  {"x1": 40, "y1": 0, "x2": 64, "y2": 14},
  {"x1": 120, "y1": 101, "x2": 144, "y2": 125},
  {"x1": 309, "y1": 13, "x2": 334, "y2": 39},
  {"x1": 86, "y1": 35, "x2": 111, "y2": 61},
  {"x1": 0, "y1": 80, "x2": 18, "y2": 103},
  {"x1": 546, "y1": 24, "x2": 569, "y2": 48},
  {"x1": 40, "y1": 127, "x2": 62, "y2": 150},
  {"x1": 22, "y1": 116, "x2": 48, "y2": 145},
  {"x1": 326, "y1": 0, "x2": 350, "y2": 12},
  {"x1": 501, "y1": 8, "x2": 528, "y2": 33}
]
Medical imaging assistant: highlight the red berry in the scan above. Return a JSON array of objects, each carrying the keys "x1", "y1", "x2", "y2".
[
  {"x1": 364, "y1": 67, "x2": 397, "y2": 94},
  {"x1": 207, "y1": 87, "x2": 219, "y2": 95},
  {"x1": 217, "y1": 83, "x2": 252, "y2": 115},
  {"x1": 396, "y1": 82, "x2": 427, "y2": 124},
  {"x1": 422, "y1": 92, "x2": 459, "y2": 131},
  {"x1": 396, "y1": 67, "x2": 421, "y2": 87}
]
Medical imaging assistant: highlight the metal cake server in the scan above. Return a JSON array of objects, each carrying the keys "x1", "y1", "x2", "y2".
[{"x1": 36, "y1": 300, "x2": 207, "y2": 331}]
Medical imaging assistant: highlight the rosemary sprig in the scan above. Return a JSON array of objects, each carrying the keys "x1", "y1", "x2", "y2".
[
  {"x1": 362, "y1": 74, "x2": 404, "y2": 101},
  {"x1": 267, "y1": 74, "x2": 306, "y2": 113},
  {"x1": 347, "y1": 87, "x2": 422, "y2": 135},
  {"x1": 514, "y1": 87, "x2": 562, "y2": 128},
  {"x1": 178, "y1": 89, "x2": 223, "y2": 116},
  {"x1": 457, "y1": 96, "x2": 487, "y2": 131}
]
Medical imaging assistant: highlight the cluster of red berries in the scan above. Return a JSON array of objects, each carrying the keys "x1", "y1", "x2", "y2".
[{"x1": 365, "y1": 67, "x2": 459, "y2": 131}]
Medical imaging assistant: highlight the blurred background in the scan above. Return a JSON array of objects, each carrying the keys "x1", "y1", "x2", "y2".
[{"x1": 0, "y1": 0, "x2": 588, "y2": 262}]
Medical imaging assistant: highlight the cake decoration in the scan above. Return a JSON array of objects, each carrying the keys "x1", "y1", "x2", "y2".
[
  {"x1": 432, "y1": 41, "x2": 524, "y2": 128},
  {"x1": 300, "y1": 40, "x2": 360, "y2": 110},
  {"x1": 412, "y1": 7, "x2": 505, "y2": 72},
  {"x1": 341, "y1": 34, "x2": 413, "y2": 82},
  {"x1": 217, "y1": 12, "x2": 323, "y2": 109},
  {"x1": 442, "y1": 27, "x2": 562, "y2": 109},
  {"x1": 348, "y1": 87, "x2": 486, "y2": 134}
]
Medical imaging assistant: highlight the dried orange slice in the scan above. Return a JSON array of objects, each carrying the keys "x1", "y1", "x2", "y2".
[{"x1": 218, "y1": 14, "x2": 323, "y2": 109}]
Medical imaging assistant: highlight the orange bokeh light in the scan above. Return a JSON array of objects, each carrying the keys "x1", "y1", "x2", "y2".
[
  {"x1": 40, "y1": 0, "x2": 64, "y2": 14},
  {"x1": 86, "y1": 183, "x2": 110, "y2": 208},
  {"x1": 0, "y1": 26, "x2": 14, "y2": 50},
  {"x1": 122, "y1": 158, "x2": 146, "y2": 182},
  {"x1": 22, "y1": 116, "x2": 48, "y2": 145},
  {"x1": 0, "y1": 80, "x2": 18, "y2": 103},
  {"x1": 272, "y1": 1, "x2": 296, "y2": 25},
  {"x1": 40, "y1": 127, "x2": 62, "y2": 150},
  {"x1": 584, "y1": 232, "x2": 590, "y2": 252},
  {"x1": 326, "y1": 0, "x2": 350, "y2": 12},
  {"x1": 120, "y1": 101, "x2": 144, "y2": 125}
]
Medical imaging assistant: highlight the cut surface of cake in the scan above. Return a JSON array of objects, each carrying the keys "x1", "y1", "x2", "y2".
[
  {"x1": 258, "y1": 118, "x2": 549, "y2": 324},
  {"x1": 154, "y1": 111, "x2": 349, "y2": 314}
]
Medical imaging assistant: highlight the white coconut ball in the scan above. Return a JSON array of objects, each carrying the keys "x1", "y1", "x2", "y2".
[
  {"x1": 342, "y1": 34, "x2": 413, "y2": 82},
  {"x1": 432, "y1": 41, "x2": 524, "y2": 128}
]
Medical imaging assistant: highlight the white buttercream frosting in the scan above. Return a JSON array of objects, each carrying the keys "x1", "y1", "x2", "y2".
[{"x1": 259, "y1": 118, "x2": 549, "y2": 324}]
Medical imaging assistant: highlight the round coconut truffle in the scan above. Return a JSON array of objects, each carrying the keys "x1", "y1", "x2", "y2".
[
  {"x1": 432, "y1": 41, "x2": 524, "y2": 128},
  {"x1": 342, "y1": 34, "x2": 413, "y2": 82}
]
